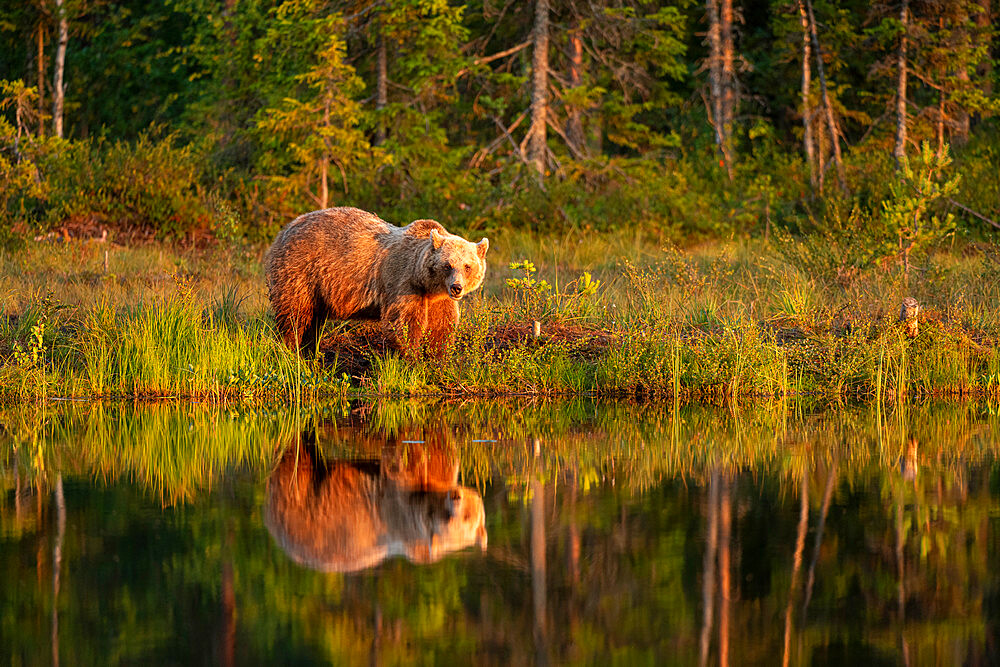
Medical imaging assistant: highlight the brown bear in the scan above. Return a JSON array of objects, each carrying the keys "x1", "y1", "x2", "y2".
[
  {"x1": 264, "y1": 207, "x2": 489, "y2": 353},
  {"x1": 264, "y1": 435, "x2": 488, "y2": 573}
]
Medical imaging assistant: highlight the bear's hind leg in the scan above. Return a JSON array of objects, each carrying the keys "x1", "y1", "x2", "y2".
[
  {"x1": 299, "y1": 302, "x2": 330, "y2": 356},
  {"x1": 273, "y1": 293, "x2": 316, "y2": 352}
]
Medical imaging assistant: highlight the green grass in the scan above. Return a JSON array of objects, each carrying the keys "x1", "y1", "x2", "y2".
[{"x1": 1, "y1": 234, "x2": 999, "y2": 400}]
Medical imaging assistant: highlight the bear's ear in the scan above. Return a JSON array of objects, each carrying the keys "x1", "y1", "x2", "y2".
[
  {"x1": 476, "y1": 238, "x2": 489, "y2": 259},
  {"x1": 430, "y1": 229, "x2": 445, "y2": 250}
]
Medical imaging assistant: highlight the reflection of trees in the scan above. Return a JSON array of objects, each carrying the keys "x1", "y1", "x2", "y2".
[
  {"x1": 781, "y1": 468, "x2": 808, "y2": 667},
  {"x1": 699, "y1": 470, "x2": 719, "y2": 667},
  {"x1": 51, "y1": 475, "x2": 64, "y2": 667},
  {"x1": 719, "y1": 476, "x2": 731, "y2": 667},
  {"x1": 0, "y1": 400, "x2": 999, "y2": 663},
  {"x1": 530, "y1": 468, "x2": 547, "y2": 665}
]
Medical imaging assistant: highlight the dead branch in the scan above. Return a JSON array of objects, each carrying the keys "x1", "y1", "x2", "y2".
[{"x1": 948, "y1": 197, "x2": 1000, "y2": 231}]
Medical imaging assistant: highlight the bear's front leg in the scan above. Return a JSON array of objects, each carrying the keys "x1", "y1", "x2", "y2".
[
  {"x1": 423, "y1": 298, "x2": 460, "y2": 355},
  {"x1": 382, "y1": 298, "x2": 429, "y2": 353}
]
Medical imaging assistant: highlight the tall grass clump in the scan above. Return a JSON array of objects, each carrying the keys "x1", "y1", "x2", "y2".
[
  {"x1": 0, "y1": 293, "x2": 68, "y2": 400},
  {"x1": 77, "y1": 295, "x2": 344, "y2": 399},
  {"x1": 368, "y1": 354, "x2": 431, "y2": 396}
]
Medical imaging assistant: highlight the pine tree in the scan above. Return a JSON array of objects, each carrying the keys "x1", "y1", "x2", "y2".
[{"x1": 255, "y1": 1, "x2": 377, "y2": 216}]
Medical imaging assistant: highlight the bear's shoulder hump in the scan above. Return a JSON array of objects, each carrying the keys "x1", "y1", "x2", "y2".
[{"x1": 403, "y1": 219, "x2": 447, "y2": 238}]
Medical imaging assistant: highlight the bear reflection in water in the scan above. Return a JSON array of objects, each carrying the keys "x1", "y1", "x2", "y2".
[{"x1": 265, "y1": 435, "x2": 487, "y2": 573}]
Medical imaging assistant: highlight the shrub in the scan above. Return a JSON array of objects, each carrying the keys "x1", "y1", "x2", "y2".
[{"x1": 41, "y1": 129, "x2": 212, "y2": 239}]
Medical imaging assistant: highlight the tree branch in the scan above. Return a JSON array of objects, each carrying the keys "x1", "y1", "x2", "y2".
[
  {"x1": 456, "y1": 41, "x2": 531, "y2": 79},
  {"x1": 470, "y1": 110, "x2": 527, "y2": 168},
  {"x1": 948, "y1": 197, "x2": 1000, "y2": 231}
]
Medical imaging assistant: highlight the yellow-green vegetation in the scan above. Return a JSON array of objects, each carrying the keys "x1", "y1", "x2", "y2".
[
  {"x1": 3, "y1": 398, "x2": 997, "y2": 503},
  {"x1": 1, "y1": 233, "x2": 999, "y2": 401}
]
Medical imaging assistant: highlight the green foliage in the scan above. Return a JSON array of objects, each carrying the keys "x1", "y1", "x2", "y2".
[
  {"x1": 503, "y1": 259, "x2": 603, "y2": 324},
  {"x1": 0, "y1": 80, "x2": 47, "y2": 237},
  {"x1": 877, "y1": 143, "x2": 960, "y2": 279},
  {"x1": 254, "y1": 1, "x2": 380, "y2": 219},
  {"x1": 42, "y1": 129, "x2": 212, "y2": 237},
  {"x1": 69, "y1": 0, "x2": 195, "y2": 136},
  {"x1": 0, "y1": 1, "x2": 997, "y2": 242}
]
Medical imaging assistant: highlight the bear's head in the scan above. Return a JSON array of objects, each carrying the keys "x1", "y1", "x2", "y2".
[
  {"x1": 429, "y1": 229, "x2": 489, "y2": 300},
  {"x1": 405, "y1": 485, "x2": 488, "y2": 564}
]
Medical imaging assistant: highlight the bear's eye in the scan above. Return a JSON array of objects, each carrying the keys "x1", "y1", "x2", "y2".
[{"x1": 464, "y1": 263, "x2": 472, "y2": 272}]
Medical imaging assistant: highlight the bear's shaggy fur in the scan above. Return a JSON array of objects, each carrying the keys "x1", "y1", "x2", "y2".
[
  {"x1": 264, "y1": 436, "x2": 487, "y2": 573},
  {"x1": 264, "y1": 207, "x2": 489, "y2": 352}
]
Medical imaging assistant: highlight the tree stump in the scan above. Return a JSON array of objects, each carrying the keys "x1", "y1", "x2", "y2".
[{"x1": 898, "y1": 297, "x2": 919, "y2": 338}]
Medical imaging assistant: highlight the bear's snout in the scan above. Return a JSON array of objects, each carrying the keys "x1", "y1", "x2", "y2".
[{"x1": 449, "y1": 282, "x2": 463, "y2": 299}]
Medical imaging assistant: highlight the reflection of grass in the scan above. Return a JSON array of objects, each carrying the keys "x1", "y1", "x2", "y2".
[
  {"x1": 0, "y1": 403, "x2": 307, "y2": 503},
  {"x1": 3, "y1": 398, "x2": 997, "y2": 504},
  {"x1": 2, "y1": 397, "x2": 994, "y2": 666}
]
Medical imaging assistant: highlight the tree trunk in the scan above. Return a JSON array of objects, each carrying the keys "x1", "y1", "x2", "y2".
[
  {"x1": 817, "y1": 117, "x2": 826, "y2": 190},
  {"x1": 894, "y1": 0, "x2": 909, "y2": 168},
  {"x1": 797, "y1": 0, "x2": 815, "y2": 188},
  {"x1": 953, "y1": 0, "x2": 990, "y2": 141},
  {"x1": 374, "y1": 17, "x2": 388, "y2": 146},
  {"x1": 805, "y1": 0, "x2": 847, "y2": 193},
  {"x1": 527, "y1": 0, "x2": 550, "y2": 182},
  {"x1": 976, "y1": 0, "x2": 991, "y2": 98},
  {"x1": 320, "y1": 95, "x2": 330, "y2": 209},
  {"x1": 52, "y1": 0, "x2": 68, "y2": 139},
  {"x1": 706, "y1": 0, "x2": 734, "y2": 180},
  {"x1": 954, "y1": 67, "x2": 970, "y2": 143},
  {"x1": 318, "y1": 159, "x2": 329, "y2": 209},
  {"x1": 936, "y1": 87, "x2": 945, "y2": 160},
  {"x1": 720, "y1": 0, "x2": 736, "y2": 144},
  {"x1": 707, "y1": 0, "x2": 723, "y2": 153},
  {"x1": 566, "y1": 27, "x2": 584, "y2": 154},
  {"x1": 36, "y1": 22, "x2": 45, "y2": 138}
]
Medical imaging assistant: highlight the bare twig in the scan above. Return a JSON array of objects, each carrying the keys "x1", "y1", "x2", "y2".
[
  {"x1": 545, "y1": 115, "x2": 586, "y2": 160},
  {"x1": 948, "y1": 197, "x2": 1000, "y2": 231},
  {"x1": 456, "y1": 41, "x2": 531, "y2": 78},
  {"x1": 470, "y1": 110, "x2": 527, "y2": 168},
  {"x1": 493, "y1": 113, "x2": 533, "y2": 169}
]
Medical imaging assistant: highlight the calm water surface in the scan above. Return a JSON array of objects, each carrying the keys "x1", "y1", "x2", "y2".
[{"x1": 2, "y1": 400, "x2": 998, "y2": 665}]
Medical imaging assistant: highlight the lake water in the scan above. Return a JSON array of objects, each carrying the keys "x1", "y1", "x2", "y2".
[{"x1": 1, "y1": 400, "x2": 998, "y2": 665}]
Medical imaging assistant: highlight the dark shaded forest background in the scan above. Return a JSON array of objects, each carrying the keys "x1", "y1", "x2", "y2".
[{"x1": 0, "y1": 0, "x2": 998, "y2": 255}]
